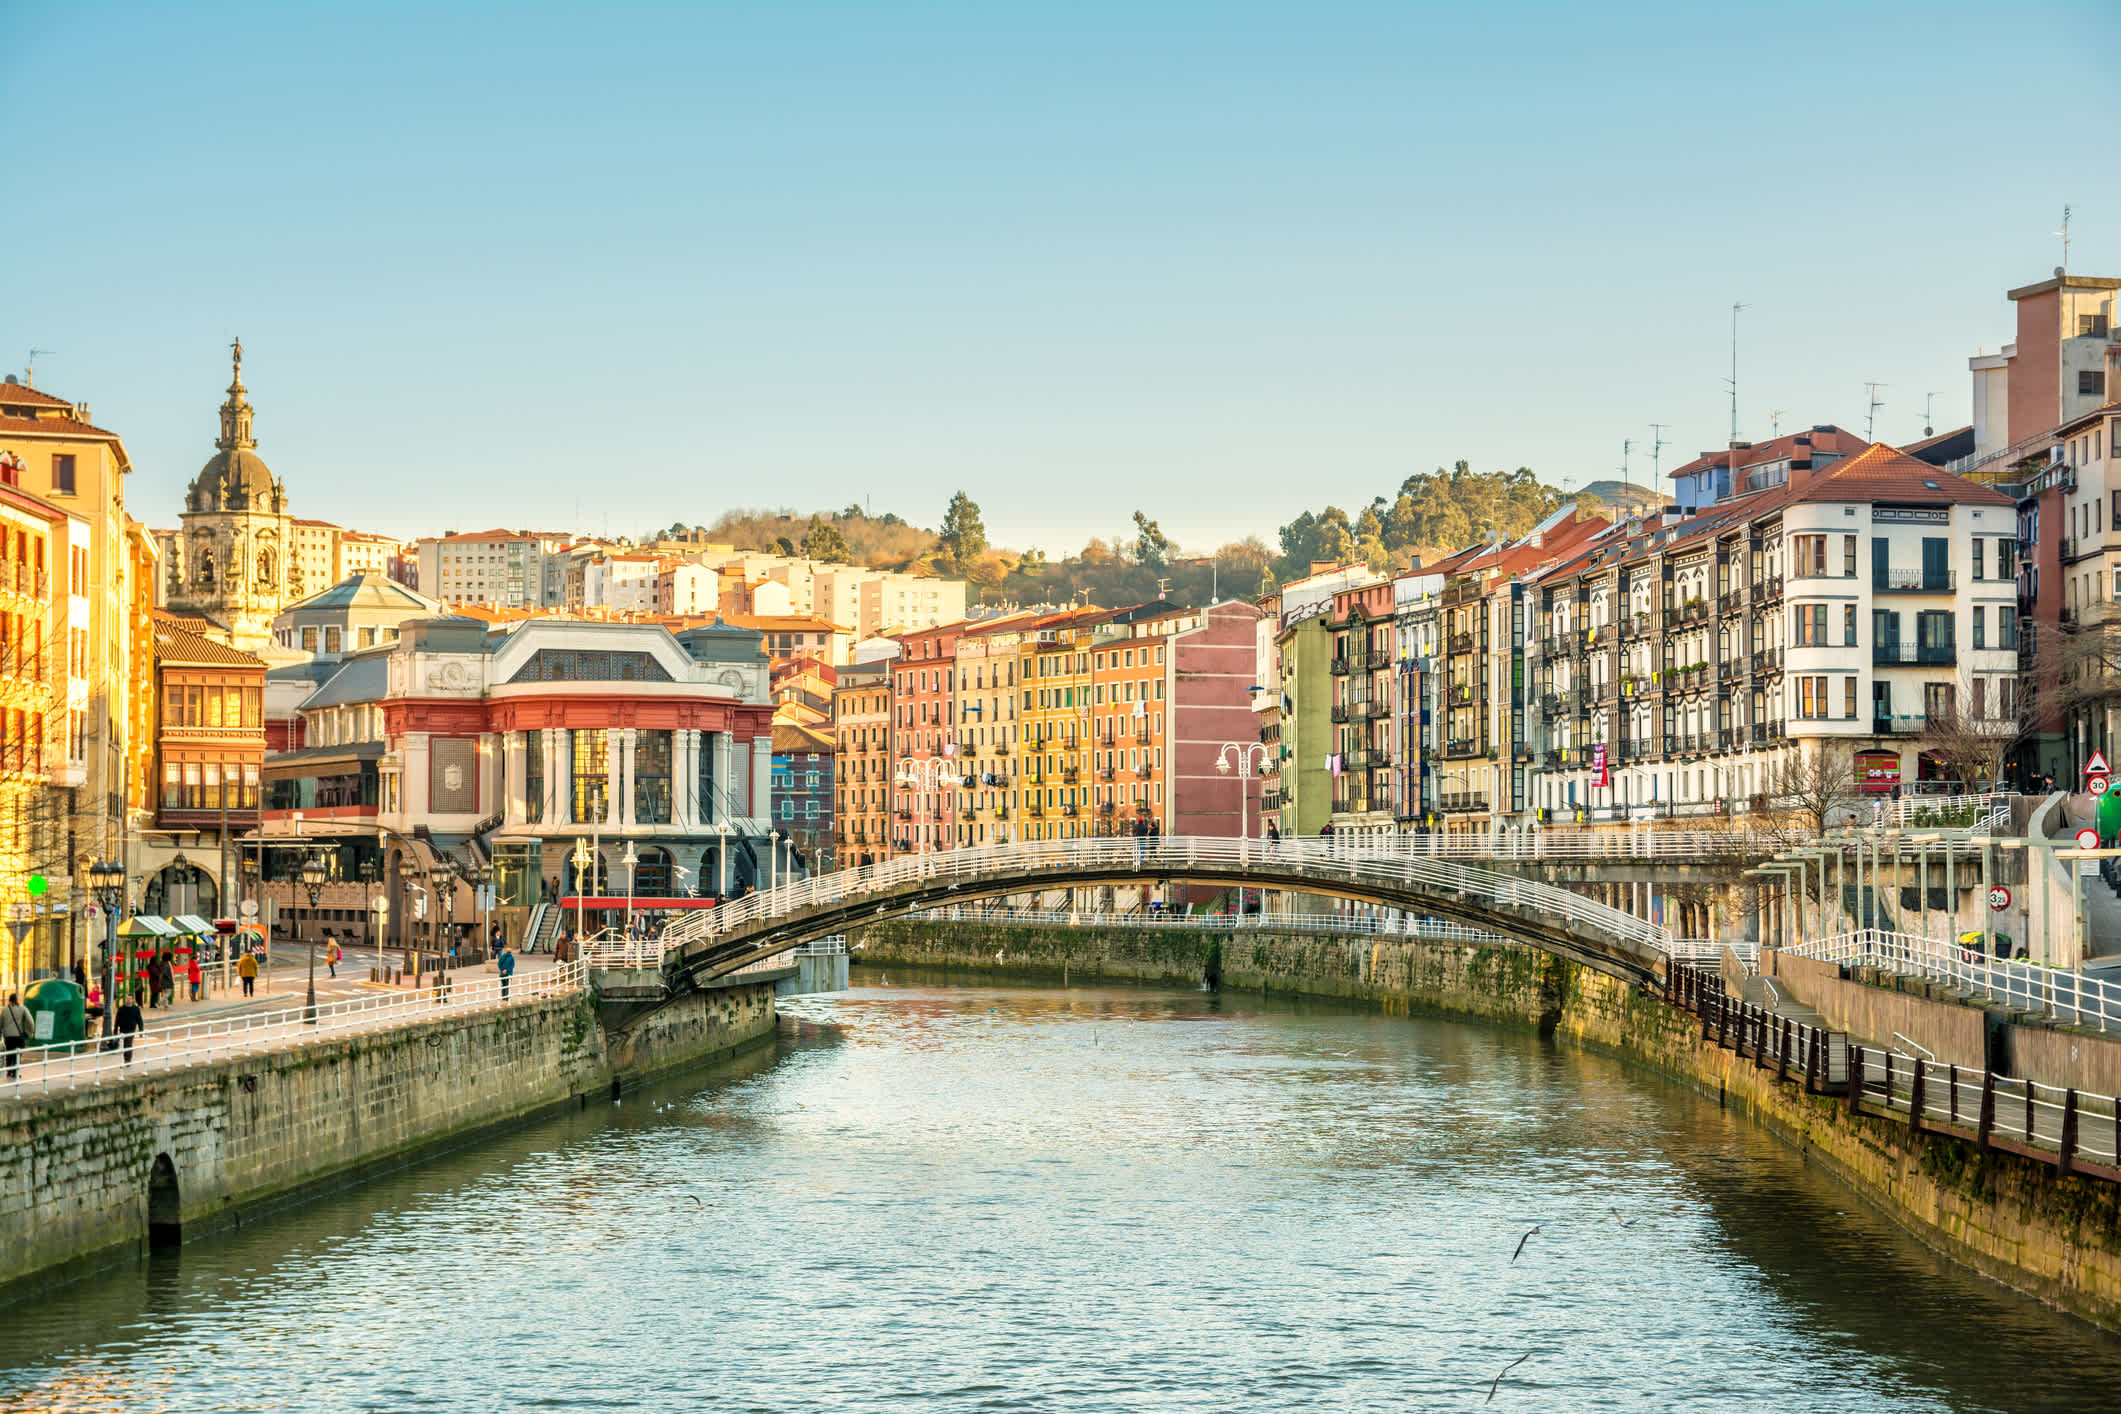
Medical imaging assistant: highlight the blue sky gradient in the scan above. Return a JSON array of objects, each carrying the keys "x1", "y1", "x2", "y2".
[{"x1": 4, "y1": 1, "x2": 2116, "y2": 551}]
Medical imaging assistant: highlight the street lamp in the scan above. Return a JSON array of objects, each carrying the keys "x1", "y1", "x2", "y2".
[
  {"x1": 570, "y1": 840, "x2": 592, "y2": 942},
  {"x1": 358, "y1": 858, "x2": 379, "y2": 961},
  {"x1": 1216, "y1": 741, "x2": 1269, "y2": 917},
  {"x1": 621, "y1": 842, "x2": 638, "y2": 934},
  {"x1": 299, "y1": 854, "x2": 328, "y2": 1023},
  {"x1": 83, "y1": 859, "x2": 125, "y2": 1027},
  {"x1": 768, "y1": 830, "x2": 782, "y2": 893},
  {"x1": 466, "y1": 860, "x2": 493, "y2": 959},
  {"x1": 429, "y1": 862, "x2": 456, "y2": 974},
  {"x1": 170, "y1": 850, "x2": 191, "y2": 916},
  {"x1": 713, "y1": 821, "x2": 732, "y2": 899}
]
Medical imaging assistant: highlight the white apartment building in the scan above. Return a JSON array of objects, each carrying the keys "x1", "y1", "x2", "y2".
[
  {"x1": 859, "y1": 572, "x2": 966, "y2": 637},
  {"x1": 583, "y1": 552, "x2": 660, "y2": 613},
  {"x1": 414, "y1": 530, "x2": 564, "y2": 608},
  {"x1": 657, "y1": 562, "x2": 720, "y2": 616},
  {"x1": 338, "y1": 530, "x2": 401, "y2": 580}
]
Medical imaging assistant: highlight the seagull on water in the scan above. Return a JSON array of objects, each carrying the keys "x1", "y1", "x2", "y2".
[
  {"x1": 1486, "y1": 1353, "x2": 1532, "y2": 1403},
  {"x1": 1510, "y1": 1225, "x2": 1541, "y2": 1262}
]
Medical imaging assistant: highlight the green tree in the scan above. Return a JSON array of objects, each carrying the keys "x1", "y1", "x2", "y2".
[
  {"x1": 1132, "y1": 510, "x2": 1172, "y2": 571},
  {"x1": 800, "y1": 515, "x2": 851, "y2": 563},
  {"x1": 939, "y1": 491, "x2": 987, "y2": 567},
  {"x1": 774, "y1": 536, "x2": 797, "y2": 557}
]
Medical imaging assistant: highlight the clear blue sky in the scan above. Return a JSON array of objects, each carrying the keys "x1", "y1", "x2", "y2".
[{"x1": 4, "y1": 1, "x2": 2116, "y2": 554}]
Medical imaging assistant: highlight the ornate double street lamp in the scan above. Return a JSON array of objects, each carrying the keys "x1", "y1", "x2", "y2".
[
  {"x1": 358, "y1": 858, "x2": 379, "y2": 959},
  {"x1": 83, "y1": 859, "x2": 125, "y2": 1025},
  {"x1": 465, "y1": 860, "x2": 493, "y2": 959},
  {"x1": 1216, "y1": 741, "x2": 1270, "y2": 916},
  {"x1": 570, "y1": 839, "x2": 593, "y2": 942},
  {"x1": 430, "y1": 862, "x2": 456, "y2": 973},
  {"x1": 298, "y1": 854, "x2": 328, "y2": 1023},
  {"x1": 622, "y1": 842, "x2": 638, "y2": 934}
]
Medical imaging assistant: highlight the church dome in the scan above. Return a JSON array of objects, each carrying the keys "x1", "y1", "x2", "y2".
[
  {"x1": 190, "y1": 447, "x2": 279, "y2": 512},
  {"x1": 186, "y1": 338, "x2": 282, "y2": 513}
]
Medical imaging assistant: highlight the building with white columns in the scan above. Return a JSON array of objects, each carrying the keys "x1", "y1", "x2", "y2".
[{"x1": 258, "y1": 614, "x2": 776, "y2": 949}]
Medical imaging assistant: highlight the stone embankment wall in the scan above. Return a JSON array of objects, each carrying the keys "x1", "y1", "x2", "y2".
[
  {"x1": 0, "y1": 981, "x2": 778, "y2": 1301},
  {"x1": 851, "y1": 919, "x2": 2121, "y2": 1332}
]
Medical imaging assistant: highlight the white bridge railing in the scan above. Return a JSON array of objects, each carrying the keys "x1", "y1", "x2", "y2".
[
  {"x1": 656, "y1": 835, "x2": 1677, "y2": 965},
  {"x1": 0, "y1": 959, "x2": 590, "y2": 1095}
]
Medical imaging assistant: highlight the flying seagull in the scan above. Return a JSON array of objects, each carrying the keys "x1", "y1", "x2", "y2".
[
  {"x1": 1486, "y1": 1353, "x2": 1532, "y2": 1404},
  {"x1": 1608, "y1": 1207, "x2": 1639, "y2": 1229},
  {"x1": 1510, "y1": 1225, "x2": 1541, "y2": 1262}
]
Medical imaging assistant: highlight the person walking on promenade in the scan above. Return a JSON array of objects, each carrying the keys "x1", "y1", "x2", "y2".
[
  {"x1": 116, "y1": 990, "x2": 144, "y2": 1064},
  {"x1": 1, "y1": 993, "x2": 31, "y2": 1079},
  {"x1": 238, "y1": 948, "x2": 258, "y2": 998},
  {"x1": 497, "y1": 940, "x2": 516, "y2": 1001},
  {"x1": 187, "y1": 955, "x2": 203, "y2": 1003},
  {"x1": 71, "y1": 958, "x2": 88, "y2": 995},
  {"x1": 327, "y1": 939, "x2": 341, "y2": 978}
]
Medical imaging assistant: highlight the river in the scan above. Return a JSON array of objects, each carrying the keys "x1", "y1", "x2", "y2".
[{"x1": 3, "y1": 975, "x2": 2119, "y2": 1412}]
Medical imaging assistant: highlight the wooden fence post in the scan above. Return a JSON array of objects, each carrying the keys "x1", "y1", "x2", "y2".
[
  {"x1": 1847, "y1": 1045, "x2": 1864, "y2": 1113},
  {"x1": 1977, "y1": 1070, "x2": 1995, "y2": 1150},
  {"x1": 2060, "y1": 1090, "x2": 2079, "y2": 1176},
  {"x1": 1805, "y1": 1028, "x2": 1821, "y2": 1095},
  {"x1": 1909, "y1": 1059, "x2": 1926, "y2": 1134},
  {"x1": 1947, "y1": 1065, "x2": 1958, "y2": 1127}
]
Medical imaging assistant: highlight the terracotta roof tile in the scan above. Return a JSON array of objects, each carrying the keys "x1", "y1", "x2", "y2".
[
  {"x1": 0, "y1": 413, "x2": 120, "y2": 440},
  {"x1": 0, "y1": 385, "x2": 74, "y2": 410}
]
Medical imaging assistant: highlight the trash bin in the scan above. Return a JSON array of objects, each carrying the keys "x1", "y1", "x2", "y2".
[{"x1": 22, "y1": 977, "x2": 86, "y2": 1048}]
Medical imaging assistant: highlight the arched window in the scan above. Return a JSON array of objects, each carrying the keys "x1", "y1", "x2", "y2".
[{"x1": 196, "y1": 548, "x2": 216, "y2": 586}]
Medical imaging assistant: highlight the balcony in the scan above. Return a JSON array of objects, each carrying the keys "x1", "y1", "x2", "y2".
[
  {"x1": 1756, "y1": 576, "x2": 1784, "y2": 602},
  {"x1": 1331, "y1": 703, "x2": 1352, "y2": 723},
  {"x1": 1062, "y1": 768, "x2": 1080, "y2": 784},
  {"x1": 1099, "y1": 801, "x2": 1116, "y2": 814},
  {"x1": 1717, "y1": 591, "x2": 1742, "y2": 618},
  {"x1": 1365, "y1": 648, "x2": 1391, "y2": 670},
  {"x1": 1621, "y1": 616, "x2": 1649, "y2": 642},
  {"x1": 1330, "y1": 658, "x2": 1351, "y2": 676},
  {"x1": 1437, "y1": 791, "x2": 1490, "y2": 814},
  {"x1": 1874, "y1": 568, "x2": 1956, "y2": 593},
  {"x1": 1448, "y1": 684, "x2": 1475, "y2": 707},
  {"x1": 1443, "y1": 736, "x2": 1481, "y2": 759},
  {"x1": 1447, "y1": 632, "x2": 1476, "y2": 655},
  {"x1": 1871, "y1": 716, "x2": 1929, "y2": 735},
  {"x1": 1097, "y1": 767, "x2": 1116, "y2": 781},
  {"x1": 1750, "y1": 647, "x2": 1783, "y2": 675},
  {"x1": 1873, "y1": 641, "x2": 1957, "y2": 667}
]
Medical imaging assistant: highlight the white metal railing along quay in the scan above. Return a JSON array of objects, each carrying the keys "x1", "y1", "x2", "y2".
[
  {"x1": 654, "y1": 836, "x2": 1676, "y2": 963},
  {"x1": 1787, "y1": 929, "x2": 2121, "y2": 1033},
  {"x1": 0, "y1": 960, "x2": 590, "y2": 1096},
  {"x1": 1670, "y1": 964, "x2": 2121, "y2": 1183},
  {"x1": 903, "y1": 905, "x2": 1515, "y2": 946}
]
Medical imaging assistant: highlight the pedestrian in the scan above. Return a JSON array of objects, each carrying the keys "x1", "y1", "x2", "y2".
[
  {"x1": 71, "y1": 958, "x2": 88, "y2": 996},
  {"x1": 186, "y1": 955, "x2": 203, "y2": 1003},
  {"x1": 238, "y1": 947, "x2": 258, "y2": 998},
  {"x1": 1, "y1": 992, "x2": 30, "y2": 1080},
  {"x1": 115, "y1": 989, "x2": 144, "y2": 1064},
  {"x1": 497, "y1": 939, "x2": 516, "y2": 1000},
  {"x1": 327, "y1": 939, "x2": 341, "y2": 978}
]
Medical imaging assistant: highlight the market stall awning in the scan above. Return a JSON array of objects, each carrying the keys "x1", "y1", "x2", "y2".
[
  {"x1": 119, "y1": 915, "x2": 181, "y2": 938},
  {"x1": 172, "y1": 914, "x2": 216, "y2": 935}
]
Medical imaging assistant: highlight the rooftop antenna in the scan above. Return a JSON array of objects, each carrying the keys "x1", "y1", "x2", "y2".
[
  {"x1": 24, "y1": 349, "x2": 54, "y2": 388},
  {"x1": 1725, "y1": 303, "x2": 1747, "y2": 442},
  {"x1": 1864, "y1": 382, "x2": 1888, "y2": 441},
  {"x1": 2057, "y1": 204, "x2": 2072, "y2": 276},
  {"x1": 1923, "y1": 391, "x2": 1943, "y2": 438},
  {"x1": 1769, "y1": 409, "x2": 1787, "y2": 436},
  {"x1": 1619, "y1": 438, "x2": 1631, "y2": 508},
  {"x1": 1647, "y1": 424, "x2": 1670, "y2": 490},
  {"x1": 1155, "y1": 576, "x2": 1172, "y2": 599}
]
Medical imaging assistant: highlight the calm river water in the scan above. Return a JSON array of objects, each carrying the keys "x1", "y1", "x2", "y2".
[{"x1": 4, "y1": 975, "x2": 2121, "y2": 1412}]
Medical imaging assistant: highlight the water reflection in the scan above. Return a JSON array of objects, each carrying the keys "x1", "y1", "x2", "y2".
[{"x1": 2, "y1": 976, "x2": 2117, "y2": 1412}]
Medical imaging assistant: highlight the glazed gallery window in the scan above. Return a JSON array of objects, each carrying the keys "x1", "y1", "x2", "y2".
[
  {"x1": 523, "y1": 729, "x2": 544, "y2": 823},
  {"x1": 572, "y1": 729, "x2": 609, "y2": 823},
  {"x1": 634, "y1": 730, "x2": 673, "y2": 825},
  {"x1": 1794, "y1": 604, "x2": 1830, "y2": 645}
]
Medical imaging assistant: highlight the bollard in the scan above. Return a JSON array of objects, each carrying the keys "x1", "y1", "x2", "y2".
[
  {"x1": 1977, "y1": 1070, "x2": 1996, "y2": 1150},
  {"x1": 1847, "y1": 1045, "x2": 1864, "y2": 1113},
  {"x1": 2061, "y1": 1089, "x2": 2080, "y2": 1176},
  {"x1": 1909, "y1": 1059, "x2": 1926, "y2": 1134}
]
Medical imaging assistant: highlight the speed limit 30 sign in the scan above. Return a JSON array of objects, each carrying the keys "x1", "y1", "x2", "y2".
[{"x1": 1988, "y1": 885, "x2": 2012, "y2": 911}]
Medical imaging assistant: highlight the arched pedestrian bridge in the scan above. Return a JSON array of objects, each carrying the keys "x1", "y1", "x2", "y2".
[{"x1": 629, "y1": 836, "x2": 1716, "y2": 991}]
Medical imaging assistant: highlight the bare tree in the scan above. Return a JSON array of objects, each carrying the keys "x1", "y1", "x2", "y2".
[
  {"x1": 1921, "y1": 668, "x2": 2029, "y2": 798},
  {"x1": 1762, "y1": 740, "x2": 1863, "y2": 841}
]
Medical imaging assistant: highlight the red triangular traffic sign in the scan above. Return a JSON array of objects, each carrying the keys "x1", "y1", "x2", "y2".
[{"x1": 2090, "y1": 750, "x2": 2111, "y2": 776}]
